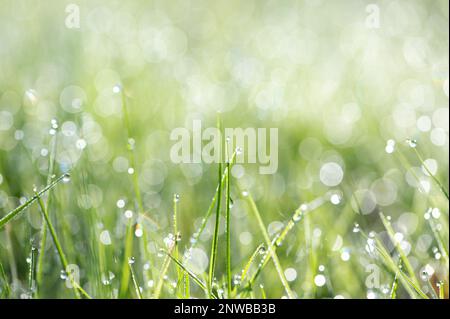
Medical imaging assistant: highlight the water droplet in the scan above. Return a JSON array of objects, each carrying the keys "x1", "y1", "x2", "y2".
[
  {"x1": 135, "y1": 224, "x2": 143, "y2": 238},
  {"x1": 128, "y1": 257, "x2": 135, "y2": 264},
  {"x1": 124, "y1": 209, "x2": 133, "y2": 218},
  {"x1": 174, "y1": 193, "x2": 180, "y2": 202},
  {"x1": 62, "y1": 173, "x2": 71, "y2": 183},
  {"x1": 113, "y1": 84, "x2": 122, "y2": 93},
  {"x1": 352, "y1": 223, "x2": 360, "y2": 233},
  {"x1": 385, "y1": 139, "x2": 396, "y2": 154},
  {"x1": 421, "y1": 270, "x2": 430, "y2": 281},
  {"x1": 235, "y1": 147, "x2": 243, "y2": 155},
  {"x1": 330, "y1": 193, "x2": 341, "y2": 205},
  {"x1": 242, "y1": 190, "x2": 249, "y2": 197},
  {"x1": 259, "y1": 246, "x2": 267, "y2": 255},
  {"x1": 127, "y1": 138, "x2": 135, "y2": 150},
  {"x1": 127, "y1": 167, "x2": 135, "y2": 175},
  {"x1": 431, "y1": 208, "x2": 441, "y2": 219},
  {"x1": 51, "y1": 119, "x2": 58, "y2": 128},
  {"x1": 116, "y1": 199, "x2": 126, "y2": 209},
  {"x1": 406, "y1": 139, "x2": 417, "y2": 148},
  {"x1": 318, "y1": 265, "x2": 325, "y2": 272},
  {"x1": 60, "y1": 270, "x2": 68, "y2": 280}
]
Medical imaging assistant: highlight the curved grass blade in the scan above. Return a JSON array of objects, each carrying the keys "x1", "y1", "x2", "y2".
[{"x1": 0, "y1": 173, "x2": 69, "y2": 229}]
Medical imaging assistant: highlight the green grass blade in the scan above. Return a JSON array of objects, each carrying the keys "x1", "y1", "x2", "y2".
[
  {"x1": 380, "y1": 213, "x2": 420, "y2": 286},
  {"x1": 241, "y1": 191, "x2": 294, "y2": 298},
  {"x1": 129, "y1": 261, "x2": 143, "y2": 299},
  {"x1": 36, "y1": 192, "x2": 87, "y2": 299},
  {"x1": 0, "y1": 173, "x2": 69, "y2": 229},
  {"x1": 241, "y1": 243, "x2": 265, "y2": 284},
  {"x1": 28, "y1": 245, "x2": 37, "y2": 298},
  {"x1": 225, "y1": 159, "x2": 232, "y2": 297},
  {"x1": 0, "y1": 260, "x2": 11, "y2": 298},
  {"x1": 207, "y1": 115, "x2": 223, "y2": 298},
  {"x1": 164, "y1": 251, "x2": 210, "y2": 295}
]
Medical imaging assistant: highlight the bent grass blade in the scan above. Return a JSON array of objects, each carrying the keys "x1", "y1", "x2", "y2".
[{"x1": 0, "y1": 173, "x2": 69, "y2": 229}]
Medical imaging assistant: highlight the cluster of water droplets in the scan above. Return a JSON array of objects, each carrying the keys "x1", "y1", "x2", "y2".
[{"x1": 49, "y1": 119, "x2": 58, "y2": 136}]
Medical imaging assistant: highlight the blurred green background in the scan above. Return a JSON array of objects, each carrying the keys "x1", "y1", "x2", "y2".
[{"x1": 0, "y1": 0, "x2": 448, "y2": 299}]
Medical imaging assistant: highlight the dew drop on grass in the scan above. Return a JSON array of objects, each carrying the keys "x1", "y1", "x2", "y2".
[
  {"x1": 406, "y1": 138, "x2": 417, "y2": 148},
  {"x1": 62, "y1": 173, "x2": 71, "y2": 183},
  {"x1": 431, "y1": 208, "x2": 441, "y2": 219},
  {"x1": 127, "y1": 167, "x2": 135, "y2": 175},
  {"x1": 352, "y1": 223, "x2": 360, "y2": 233},
  {"x1": 420, "y1": 270, "x2": 430, "y2": 281},
  {"x1": 113, "y1": 84, "x2": 122, "y2": 93},
  {"x1": 385, "y1": 139, "x2": 396, "y2": 154},
  {"x1": 99, "y1": 230, "x2": 112, "y2": 245},
  {"x1": 127, "y1": 138, "x2": 135, "y2": 150},
  {"x1": 51, "y1": 119, "x2": 58, "y2": 129},
  {"x1": 116, "y1": 199, "x2": 126, "y2": 209},
  {"x1": 330, "y1": 193, "x2": 341, "y2": 205},
  {"x1": 135, "y1": 225, "x2": 143, "y2": 238},
  {"x1": 318, "y1": 265, "x2": 325, "y2": 272},
  {"x1": 128, "y1": 257, "x2": 135, "y2": 264},
  {"x1": 124, "y1": 210, "x2": 133, "y2": 218},
  {"x1": 60, "y1": 270, "x2": 68, "y2": 280},
  {"x1": 174, "y1": 193, "x2": 180, "y2": 202}
]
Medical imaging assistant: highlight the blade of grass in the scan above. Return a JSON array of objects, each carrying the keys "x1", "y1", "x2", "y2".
[
  {"x1": 28, "y1": 245, "x2": 37, "y2": 298},
  {"x1": 438, "y1": 281, "x2": 445, "y2": 299},
  {"x1": 241, "y1": 191, "x2": 294, "y2": 298},
  {"x1": 35, "y1": 191, "x2": 87, "y2": 299},
  {"x1": 207, "y1": 115, "x2": 223, "y2": 298},
  {"x1": 0, "y1": 173, "x2": 69, "y2": 229},
  {"x1": 164, "y1": 250, "x2": 218, "y2": 298},
  {"x1": 129, "y1": 260, "x2": 143, "y2": 299},
  {"x1": 389, "y1": 266, "x2": 400, "y2": 299},
  {"x1": 365, "y1": 230, "x2": 428, "y2": 299},
  {"x1": 241, "y1": 243, "x2": 265, "y2": 284},
  {"x1": 36, "y1": 123, "x2": 58, "y2": 297},
  {"x1": 0, "y1": 260, "x2": 11, "y2": 298},
  {"x1": 154, "y1": 244, "x2": 176, "y2": 298},
  {"x1": 380, "y1": 212, "x2": 420, "y2": 286},
  {"x1": 225, "y1": 143, "x2": 232, "y2": 297}
]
